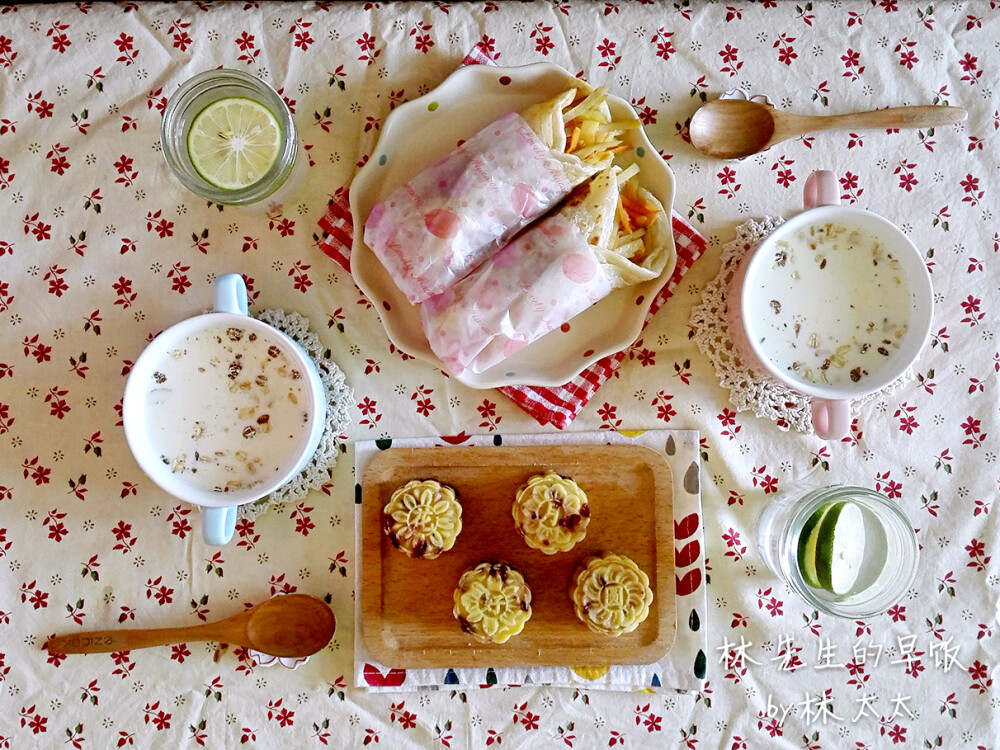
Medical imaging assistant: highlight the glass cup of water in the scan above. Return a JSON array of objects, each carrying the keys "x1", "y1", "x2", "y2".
[
  {"x1": 755, "y1": 484, "x2": 919, "y2": 619},
  {"x1": 160, "y1": 69, "x2": 299, "y2": 207}
]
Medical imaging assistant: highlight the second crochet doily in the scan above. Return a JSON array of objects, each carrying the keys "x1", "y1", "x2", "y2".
[{"x1": 690, "y1": 217, "x2": 912, "y2": 434}]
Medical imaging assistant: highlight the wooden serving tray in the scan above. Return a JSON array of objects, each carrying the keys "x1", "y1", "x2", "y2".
[{"x1": 360, "y1": 444, "x2": 676, "y2": 668}]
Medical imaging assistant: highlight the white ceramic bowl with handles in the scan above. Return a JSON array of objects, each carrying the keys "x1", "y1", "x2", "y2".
[
  {"x1": 727, "y1": 171, "x2": 934, "y2": 440},
  {"x1": 122, "y1": 274, "x2": 326, "y2": 544}
]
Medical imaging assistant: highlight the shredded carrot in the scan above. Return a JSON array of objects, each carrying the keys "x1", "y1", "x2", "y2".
[
  {"x1": 619, "y1": 193, "x2": 642, "y2": 209},
  {"x1": 617, "y1": 197, "x2": 633, "y2": 235},
  {"x1": 621, "y1": 195, "x2": 655, "y2": 217},
  {"x1": 566, "y1": 125, "x2": 581, "y2": 154},
  {"x1": 621, "y1": 183, "x2": 657, "y2": 217}
]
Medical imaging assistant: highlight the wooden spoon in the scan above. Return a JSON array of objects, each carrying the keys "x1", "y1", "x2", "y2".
[
  {"x1": 689, "y1": 98, "x2": 968, "y2": 159},
  {"x1": 45, "y1": 594, "x2": 335, "y2": 659}
]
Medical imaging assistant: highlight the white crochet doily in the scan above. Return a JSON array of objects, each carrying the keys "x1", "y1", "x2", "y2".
[
  {"x1": 238, "y1": 309, "x2": 353, "y2": 520},
  {"x1": 690, "y1": 217, "x2": 912, "y2": 434}
]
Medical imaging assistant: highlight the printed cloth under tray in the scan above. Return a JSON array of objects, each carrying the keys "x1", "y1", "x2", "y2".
[{"x1": 353, "y1": 430, "x2": 708, "y2": 692}]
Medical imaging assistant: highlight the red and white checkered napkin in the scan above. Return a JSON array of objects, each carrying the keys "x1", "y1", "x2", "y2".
[{"x1": 318, "y1": 49, "x2": 707, "y2": 429}]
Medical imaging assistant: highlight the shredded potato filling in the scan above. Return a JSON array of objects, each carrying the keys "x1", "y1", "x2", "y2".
[
  {"x1": 614, "y1": 176, "x2": 658, "y2": 262},
  {"x1": 561, "y1": 87, "x2": 641, "y2": 163}
]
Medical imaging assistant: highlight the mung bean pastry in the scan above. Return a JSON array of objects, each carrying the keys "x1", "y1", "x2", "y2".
[
  {"x1": 570, "y1": 552, "x2": 653, "y2": 637},
  {"x1": 453, "y1": 561, "x2": 532, "y2": 644},
  {"x1": 512, "y1": 472, "x2": 591, "y2": 554},
  {"x1": 382, "y1": 479, "x2": 462, "y2": 559}
]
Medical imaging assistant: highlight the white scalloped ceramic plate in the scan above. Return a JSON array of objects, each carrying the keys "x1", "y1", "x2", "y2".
[
  {"x1": 252, "y1": 650, "x2": 308, "y2": 670},
  {"x1": 350, "y1": 63, "x2": 676, "y2": 389}
]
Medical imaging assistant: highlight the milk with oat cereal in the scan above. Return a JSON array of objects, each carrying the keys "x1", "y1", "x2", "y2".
[
  {"x1": 144, "y1": 324, "x2": 309, "y2": 493},
  {"x1": 752, "y1": 222, "x2": 913, "y2": 388}
]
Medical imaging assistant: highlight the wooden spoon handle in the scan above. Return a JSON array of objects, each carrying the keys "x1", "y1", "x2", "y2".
[
  {"x1": 814, "y1": 105, "x2": 967, "y2": 132},
  {"x1": 47, "y1": 623, "x2": 227, "y2": 654}
]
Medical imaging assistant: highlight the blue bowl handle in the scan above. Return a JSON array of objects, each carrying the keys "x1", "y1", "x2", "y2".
[{"x1": 203, "y1": 506, "x2": 237, "y2": 545}]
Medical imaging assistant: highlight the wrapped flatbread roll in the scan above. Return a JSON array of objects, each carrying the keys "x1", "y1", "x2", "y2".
[
  {"x1": 420, "y1": 164, "x2": 671, "y2": 377},
  {"x1": 364, "y1": 87, "x2": 638, "y2": 304}
]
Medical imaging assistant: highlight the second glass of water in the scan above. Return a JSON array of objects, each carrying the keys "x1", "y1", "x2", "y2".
[{"x1": 755, "y1": 484, "x2": 919, "y2": 619}]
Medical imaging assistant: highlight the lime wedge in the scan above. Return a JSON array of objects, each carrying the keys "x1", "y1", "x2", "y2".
[
  {"x1": 797, "y1": 502, "x2": 835, "y2": 588},
  {"x1": 186, "y1": 97, "x2": 282, "y2": 190},
  {"x1": 814, "y1": 501, "x2": 866, "y2": 595}
]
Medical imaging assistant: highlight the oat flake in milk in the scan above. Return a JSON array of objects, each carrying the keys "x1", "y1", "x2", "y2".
[
  {"x1": 144, "y1": 324, "x2": 310, "y2": 493},
  {"x1": 754, "y1": 222, "x2": 913, "y2": 387}
]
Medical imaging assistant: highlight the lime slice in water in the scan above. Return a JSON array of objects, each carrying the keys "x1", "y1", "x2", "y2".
[
  {"x1": 797, "y1": 501, "x2": 835, "y2": 588},
  {"x1": 186, "y1": 97, "x2": 282, "y2": 190},
  {"x1": 814, "y1": 501, "x2": 866, "y2": 595}
]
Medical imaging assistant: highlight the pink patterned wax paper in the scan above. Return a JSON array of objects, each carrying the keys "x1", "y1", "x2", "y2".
[
  {"x1": 420, "y1": 214, "x2": 613, "y2": 376},
  {"x1": 364, "y1": 112, "x2": 575, "y2": 304}
]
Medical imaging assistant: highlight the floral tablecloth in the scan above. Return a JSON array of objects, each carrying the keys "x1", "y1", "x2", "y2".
[{"x1": 1, "y1": 1, "x2": 998, "y2": 747}]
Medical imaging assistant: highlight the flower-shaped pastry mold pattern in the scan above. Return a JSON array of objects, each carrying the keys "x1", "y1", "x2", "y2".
[
  {"x1": 512, "y1": 472, "x2": 591, "y2": 554},
  {"x1": 382, "y1": 479, "x2": 463, "y2": 559},
  {"x1": 570, "y1": 552, "x2": 654, "y2": 637},
  {"x1": 453, "y1": 561, "x2": 532, "y2": 644}
]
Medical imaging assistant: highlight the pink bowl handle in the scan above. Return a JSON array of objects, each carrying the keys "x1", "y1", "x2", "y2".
[
  {"x1": 812, "y1": 398, "x2": 851, "y2": 440},
  {"x1": 804, "y1": 170, "x2": 840, "y2": 209}
]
